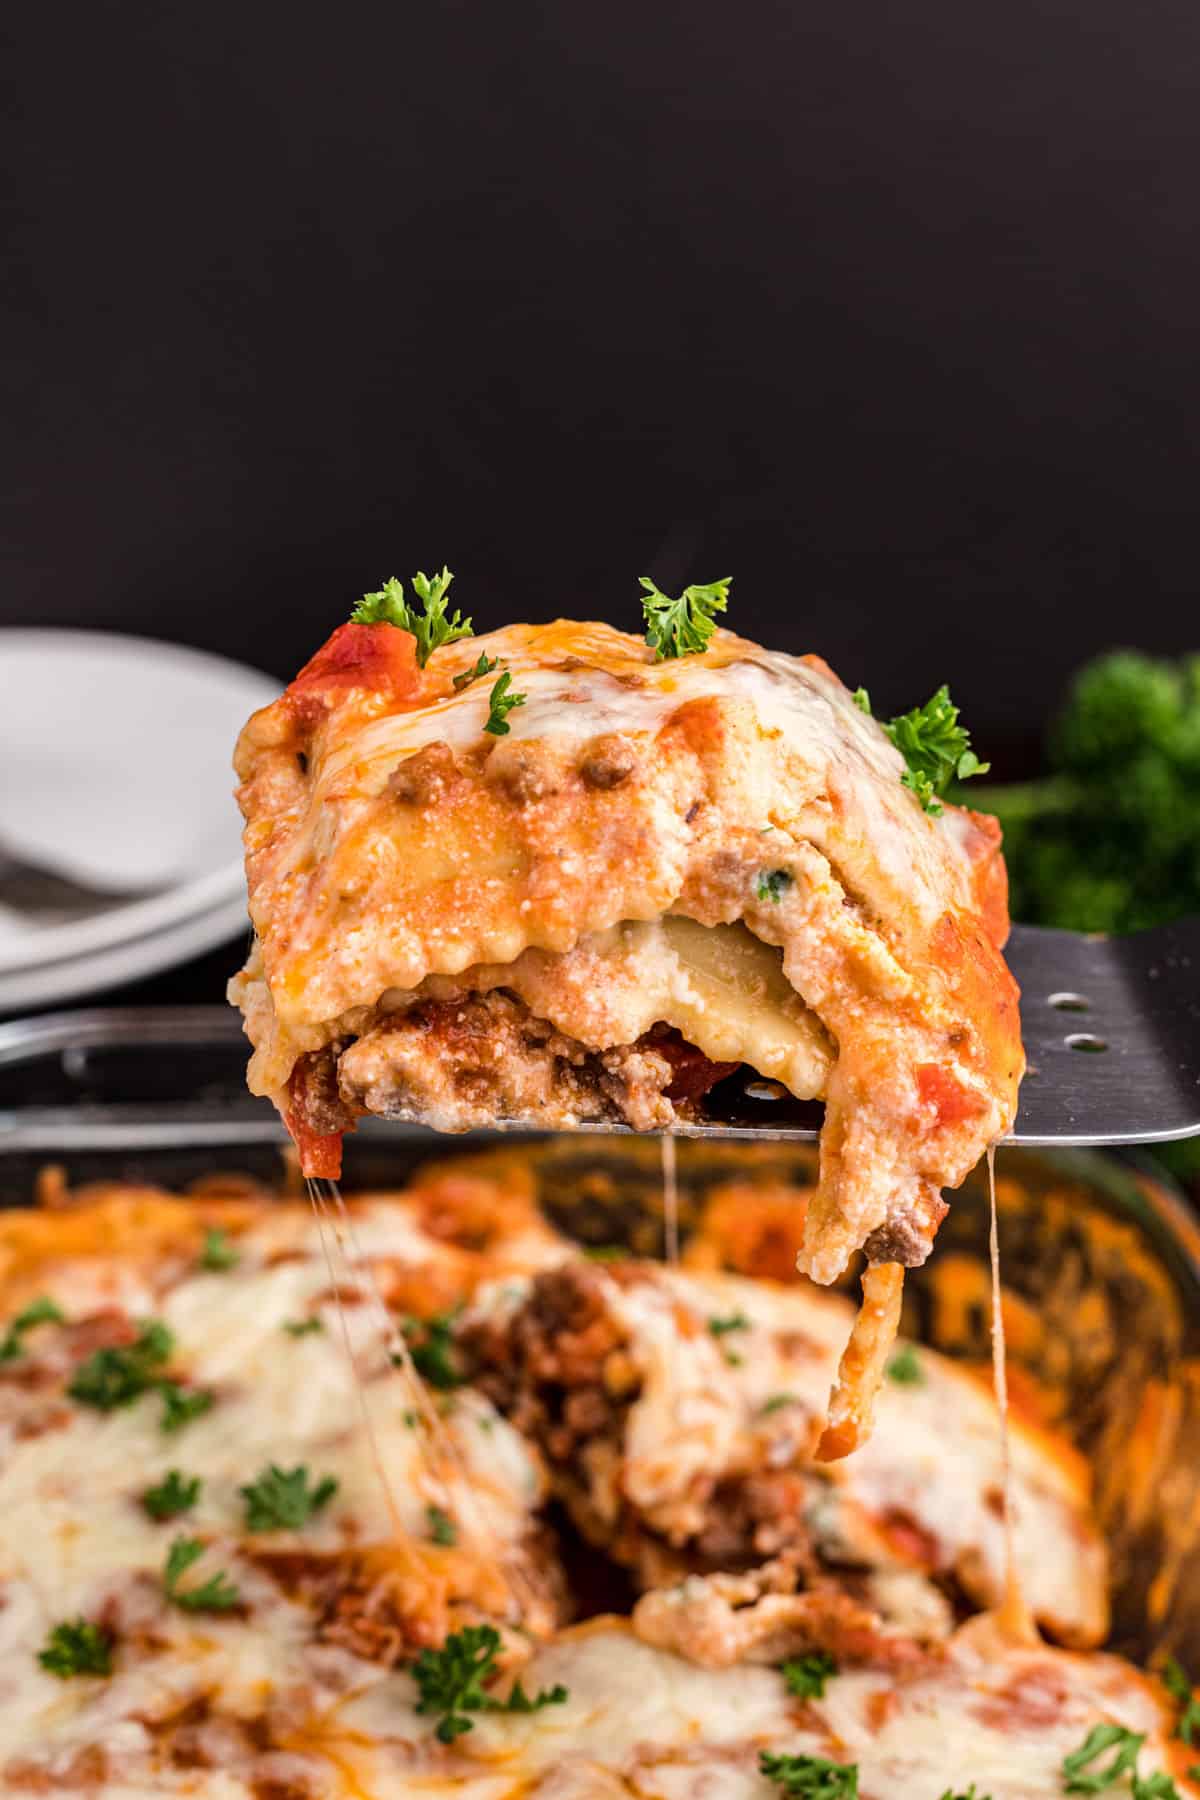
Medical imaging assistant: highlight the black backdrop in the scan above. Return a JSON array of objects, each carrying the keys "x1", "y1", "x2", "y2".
[{"x1": 5, "y1": 0, "x2": 1199, "y2": 777}]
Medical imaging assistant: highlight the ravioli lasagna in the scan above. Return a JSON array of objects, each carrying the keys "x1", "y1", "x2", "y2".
[
  {"x1": 0, "y1": 1157, "x2": 1195, "y2": 1798},
  {"x1": 230, "y1": 595, "x2": 1023, "y2": 1450}
]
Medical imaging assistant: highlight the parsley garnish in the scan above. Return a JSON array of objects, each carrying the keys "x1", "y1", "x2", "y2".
[
  {"x1": 453, "y1": 650, "x2": 500, "y2": 691},
  {"x1": 411, "y1": 1623, "x2": 568, "y2": 1743},
  {"x1": 483, "y1": 669, "x2": 526, "y2": 735},
  {"x1": 68, "y1": 1320, "x2": 173, "y2": 1410},
  {"x1": 708, "y1": 1311, "x2": 751, "y2": 1337},
  {"x1": 1164, "y1": 1656, "x2": 1200, "y2": 1747},
  {"x1": 1061, "y1": 1720, "x2": 1184, "y2": 1797},
  {"x1": 0, "y1": 1295, "x2": 64, "y2": 1361},
  {"x1": 199, "y1": 1227, "x2": 238, "y2": 1271},
  {"x1": 755, "y1": 868, "x2": 794, "y2": 904},
  {"x1": 163, "y1": 1536, "x2": 241, "y2": 1612},
  {"x1": 708, "y1": 1310, "x2": 749, "y2": 1367},
  {"x1": 886, "y1": 1344, "x2": 924, "y2": 1385},
  {"x1": 639, "y1": 576, "x2": 731, "y2": 660},
  {"x1": 781, "y1": 1650, "x2": 837, "y2": 1699},
  {"x1": 143, "y1": 1469, "x2": 202, "y2": 1519},
  {"x1": 352, "y1": 568, "x2": 472, "y2": 668},
  {"x1": 1062, "y1": 1724, "x2": 1145, "y2": 1793},
  {"x1": 761, "y1": 1393, "x2": 798, "y2": 1415},
  {"x1": 398, "y1": 1311, "x2": 465, "y2": 1391},
  {"x1": 38, "y1": 1618, "x2": 112, "y2": 1678},
  {"x1": 159, "y1": 1383, "x2": 214, "y2": 1434},
  {"x1": 939, "y1": 1788, "x2": 993, "y2": 1800},
  {"x1": 759, "y1": 1749, "x2": 858, "y2": 1796},
  {"x1": 857, "y1": 685, "x2": 989, "y2": 816},
  {"x1": 582, "y1": 1244, "x2": 628, "y2": 1262},
  {"x1": 427, "y1": 1504, "x2": 458, "y2": 1546},
  {"x1": 283, "y1": 1316, "x2": 324, "y2": 1337},
  {"x1": 240, "y1": 1463, "x2": 338, "y2": 1531}
]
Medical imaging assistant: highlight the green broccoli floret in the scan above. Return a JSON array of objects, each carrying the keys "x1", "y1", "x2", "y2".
[{"x1": 961, "y1": 649, "x2": 1200, "y2": 937}]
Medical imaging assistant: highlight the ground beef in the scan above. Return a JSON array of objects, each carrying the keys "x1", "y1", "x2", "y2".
[{"x1": 334, "y1": 992, "x2": 739, "y2": 1135}]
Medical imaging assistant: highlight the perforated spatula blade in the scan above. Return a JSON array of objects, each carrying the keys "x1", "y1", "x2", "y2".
[{"x1": 997, "y1": 917, "x2": 1200, "y2": 1146}]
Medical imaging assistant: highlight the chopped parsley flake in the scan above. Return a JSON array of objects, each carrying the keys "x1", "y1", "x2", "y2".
[
  {"x1": 412, "y1": 1623, "x2": 568, "y2": 1744},
  {"x1": 886, "y1": 1344, "x2": 924, "y2": 1386},
  {"x1": 427, "y1": 1504, "x2": 458, "y2": 1546},
  {"x1": 453, "y1": 650, "x2": 500, "y2": 691},
  {"x1": 143, "y1": 1469, "x2": 202, "y2": 1519},
  {"x1": 1164, "y1": 1656, "x2": 1200, "y2": 1747},
  {"x1": 38, "y1": 1618, "x2": 112, "y2": 1678},
  {"x1": 240, "y1": 1463, "x2": 338, "y2": 1531},
  {"x1": 159, "y1": 1383, "x2": 214, "y2": 1434},
  {"x1": 483, "y1": 669, "x2": 526, "y2": 735},
  {"x1": 68, "y1": 1320, "x2": 173, "y2": 1410},
  {"x1": 707, "y1": 1311, "x2": 751, "y2": 1338},
  {"x1": 582, "y1": 1244, "x2": 628, "y2": 1262},
  {"x1": 352, "y1": 568, "x2": 472, "y2": 667},
  {"x1": 639, "y1": 576, "x2": 730, "y2": 660},
  {"x1": 163, "y1": 1536, "x2": 241, "y2": 1613},
  {"x1": 283, "y1": 1317, "x2": 324, "y2": 1337},
  {"x1": 759, "y1": 1749, "x2": 858, "y2": 1796},
  {"x1": 755, "y1": 868, "x2": 794, "y2": 904},
  {"x1": 398, "y1": 1311, "x2": 465, "y2": 1391},
  {"x1": 938, "y1": 1788, "x2": 993, "y2": 1800},
  {"x1": 761, "y1": 1393, "x2": 799, "y2": 1415},
  {"x1": 199, "y1": 1227, "x2": 238, "y2": 1271},
  {"x1": 0, "y1": 1295, "x2": 65, "y2": 1362},
  {"x1": 781, "y1": 1650, "x2": 837, "y2": 1699}
]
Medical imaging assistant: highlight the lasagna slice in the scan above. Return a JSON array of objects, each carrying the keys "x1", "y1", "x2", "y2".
[
  {"x1": 464, "y1": 1258, "x2": 1109, "y2": 1653},
  {"x1": 231, "y1": 608, "x2": 1022, "y2": 1448}
]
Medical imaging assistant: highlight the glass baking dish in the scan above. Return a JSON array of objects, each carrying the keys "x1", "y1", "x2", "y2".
[{"x1": 1, "y1": 1006, "x2": 1197, "y2": 1667}]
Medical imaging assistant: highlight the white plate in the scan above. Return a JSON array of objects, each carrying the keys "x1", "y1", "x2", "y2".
[
  {"x1": 0, "y1": 892, "x2": 253, "y2": 1014},
  {"x1": 0, "y1": 630, "x2": 277, "y2": 977}
]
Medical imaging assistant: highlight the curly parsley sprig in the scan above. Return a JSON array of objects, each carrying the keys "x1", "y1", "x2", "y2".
[
  {"x1": 143, "y1": 1469, "x2": 202, "y2": 1519},
  {"x1": 396, "y1": 1309, "x2": 467, "y2": 1390},
  {"x1": 781, "y1": 1650, "x2": 838, "y2": 1700},
  {"x1": 855, "y1": 684, "x2": 989, "y2": 817},
  {"x1": 352, "y1": 568, "x2": 472, "y2": 668},
  {"x1": 240, "y1": 1463, "x2": 338, "y2": 1531},
  {"x1": 0, "y1": 1295, "x2": 64, "y2": 1362},
  {"x1": 67, "y1": 1320, "x2": 173, "y2": 1410},
  {"x1": 1060, "y1": 1721, "x2": 1182, "y2": 1796},
  {"x1": 759, "y1": 1749, "x2": 858, "y2": 1796},
  {"x1": 411, "y1": 1624, "x2": 568, "y2": 1743},
  {"x1": 163, "y1": 1536, "x2": 241, "y2": 1613},
  {"x1": 38, "y1": 1619, "x2": 113, "y2": 1678},
  {"x1": 639, "y1": 576, "x2": 730, "y2": 660},
  {"x1": 454, "y1": 650, "x2": 500, "y2": 691}
]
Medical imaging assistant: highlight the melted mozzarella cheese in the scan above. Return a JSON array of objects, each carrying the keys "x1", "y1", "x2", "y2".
[
  {"x1": 0, "y1": 1199, "x2": 554, "y2": 1782},
  {"x1": 559, "y1": 1267, "x2": 1108, "y2": 1647}
]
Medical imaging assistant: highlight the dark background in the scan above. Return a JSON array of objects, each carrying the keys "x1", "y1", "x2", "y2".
[{"x1": 4, "y1": 0, "x2": 1199, "y2": 785}]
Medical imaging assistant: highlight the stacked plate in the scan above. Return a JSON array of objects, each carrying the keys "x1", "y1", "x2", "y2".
[{"x1": 0, "y1": 630, "x2": 278, "y2": 1012}]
